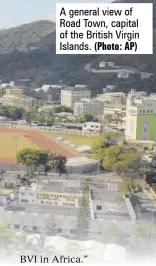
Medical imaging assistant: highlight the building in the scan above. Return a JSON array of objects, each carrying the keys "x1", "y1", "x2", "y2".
[
  {"x1": 0, "y1": 176, "x2": 134, "y2": 237},
  {"x1": 97, "y1": 92, "x2": 125, "y2": 104},
  {"x1": 66, "y1": 157, "x2": 98, "y2": 174},
  {"x1": 125, "y1": 92, "x2": 156, "y2": 141},
  {"x1": 83, "y1": 122, "x2": 103, "y2": 133},
  {"x1": 19, "y1": 180, "x2": 82, "y2": 207},
  {"x1": 15, "y1": 79, "x2": 31, "y2": 89},
  {"x1": 117, "y1": 72, "x2": 129, "y2": 79},
  {"x1": 99, "y1": 62, "x2": 115, "y2": 68},
  {"x1": 141, "y1": 72, "x2": 153, "y2": 79},
  {"x1": 96, "y1": 92, "x2": 126, "y2": 116},
  {"x1": 6, "y1": 87, "x2": 23, "y2": 97},
  {"x1": 61, "y1": 86, "x2": 91, "y2": 108},
  {"x1": 41, "y1": 85, "x2": 63, "y2": 102},
  {"x1": 74, "y1": 98, "x2": 104, "y2": 117},
  {"x1": 0, "y1": 95, "x2": 34, "y2": 108}
]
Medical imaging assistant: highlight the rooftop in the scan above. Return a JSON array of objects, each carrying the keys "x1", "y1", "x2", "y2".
[
  {"x1": 91, "y1": 188, "x2": 130, "y2": 221},
  {"x1": 0, "y1": 204, "x2": 78, "y2": 226},
  {"x1": 66, "y1": 157, "x2": 98, "y2": 166},
  {"x1": 62, "y1": 86, "x2": 90, "y2": 92},
  {"x1": 20, "y1": 179, "x2": 82, "y2": 194}
]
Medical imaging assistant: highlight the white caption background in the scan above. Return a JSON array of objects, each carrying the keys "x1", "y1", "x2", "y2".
[{"x1": 56, "y1": 3, "x2": 153, "y2": 55}]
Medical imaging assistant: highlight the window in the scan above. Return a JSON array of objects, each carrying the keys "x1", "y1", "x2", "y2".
[
  {"x1": 96, "y1": 205, "x2": 102, "y2": 210},
  {"x1": 147, "y1": 110, "x2": 149, "y2": 113},
  {"x1": 143, "y1": 110, "x2": 145, "y2": 113},
  {"x1": 33, "y1": 226, "x2": 38, "y2": 231},
  {"x1": 41, "y1": 201, "x2": 44, "y2": 204},
  {"x1": 15, "y1": 224, "x2": 20, "y2": 229},
  {"x1": 57, "y1": 228, "x2": 62, "y2": 233},
  {"x1": 29, "y1": 193, "x2": 34, "y2": 197},
  {"x1": 21, "y1": 199, "x2": 28, "y2": 203},
  {"x1": 21, "y1": 192, "x2": 26, "y2": 196},
  {"x1": 139, "y1": 110, "x2": 142, "y2": 113},
  {"x1": 60, "y1": 195, "x2": 62, "y2": 198},
  {"x1": 23, "y1": 225, "x2": 27, "y2": 231},
  {"x1": 150, "y1": 110, "x2": 153, "y2": 113}
]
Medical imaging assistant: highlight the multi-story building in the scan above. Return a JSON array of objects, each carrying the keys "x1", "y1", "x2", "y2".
[
  {"x1": 61, "y1": 86, "x2": 91, "y2": 108},
  {"x1": 97, "y1": 92, "x2": 125, "y2": 105},
  {"x1": 41, "y1": 85, "x2": 63, "y2": 102},
  {"x1": 96, "y1": 92, "x2": 126, "y2": 117},
  {"x1": 74, "y1": 98, "x2": 104, "y2": 117},
  {"x1": 125, "y1": 92, "x2": 156, "y2": 141},
  {"x1": 6, "y1": 87, "x2": 23, "y2": 97},
  {"x1": 1, "y1": 176, "x2": 134, "y2": 237},
  {"x1": 19, "y1": 180, "x2": 82, "y2": 207},
  {"x1": 0, "y1": 95, "x2": 34, "y2": 108}
]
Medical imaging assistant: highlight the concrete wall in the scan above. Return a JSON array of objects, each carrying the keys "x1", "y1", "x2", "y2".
[{"x1": 0, "y1": 124, "x2": 100, "y2": 137}]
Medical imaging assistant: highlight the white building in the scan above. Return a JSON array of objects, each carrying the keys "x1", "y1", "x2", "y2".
[
  {"x1": 99, "y1": 62, "x2": 115, "y2": 68},
  {"x1": 19, "y1": 180, "x2": 82, "y2": 207},
  {"x1": 83, "y1": 122, "x2": 103, "y2": 133},
  {"x1": 74, "y1": 98, "x2": 104, "y2": 117},
  {"x1": 61, "y1": 87, "x2": 91, "y2": 108},
  {"x1": 103, "y1": 85, "x2": 116, "y2": 93},
  {"x1": 141, "y1": 72, "x2": 153, "y2": 79},
  {"x1": 97, "y1": 92, "x2": 125, "y2": 104},
  {"x1": 96, "y1": 92, "x2": 126, "y2": 116},
  {"x1": 117, "y1": 72, "x2": 129, "y2": 79},
  {"x1": 0, "y1": 177, "x2": 134, "y2": 237}
]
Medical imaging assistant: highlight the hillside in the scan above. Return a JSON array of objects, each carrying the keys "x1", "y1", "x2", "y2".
[
  {"x1": 0, "y1": 0, "x2": 155, "y2": 94},
  {"x1": 0, "y1": 20, "x2": 56, "y2": 53}
]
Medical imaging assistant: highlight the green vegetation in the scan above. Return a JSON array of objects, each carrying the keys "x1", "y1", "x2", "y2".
[
  {"x1": 43, "y1": 215, "x2": 57, "y2": 236},
  {"x1": 53, "y1": 105, "x2": 72, "y2": 113},
  {"x1": 17, "y1": 148, "x2": 67, "y2": 176},
  {"x1": 120, "y1": 178, "x2": 139, "y2": 197},
  {"x1": 0, "y1": 105, "x2": 25, "y2": 120},
  {"x1": 76, "y1": 178, "x2": 91, "y2": 240},
  {"x1": 79, "y1": 112, "x2": 94, "y2": 123}
]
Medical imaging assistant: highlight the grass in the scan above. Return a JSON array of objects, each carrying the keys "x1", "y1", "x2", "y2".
[
  {"x1": 0, "y1": 132, "x2": 38, "y2": 158},
  {"x1": 44, "y1": 132, "x2": 103, "y2": 147}
]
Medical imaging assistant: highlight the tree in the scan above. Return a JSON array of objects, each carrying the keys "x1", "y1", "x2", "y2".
[
  {"x1": 120, "y1": 178, "x2": 139, "y2": 197},
  {"x1": 114, "y1": 112, "x2": 123, "y2": 125},
  {"x1": 76, "y1": 179, "x2": 91, "y2": 240},
  {"x1": 0, "y1": 105, "x2": 25, "y2": 120},
  {"x1": 92, "y1": 137, "x2": 113, "y2": 168},
  {"x1": 80, "y1": 112, "x2": 94, "y2": 123},
  {"x1": 43, "y1": 215, "x2": 57, "y2": 237},
  {"x1": 101, "y1": 145, "x2": 141, "y2": 175},
  {"x1": 92, "y1": 136, "x2": 112, "y2": 153},
  {"x1": 17, "y1": 149, "x2": 49, "y2": 175},
  {"x1": 104, "y1": 114, "x2": 113, "y2": 126},
  {"x1": 52, "y1": 155, "x2": 67, "y2": 176},
  {"x1": 54, "y1": 105, "x2": 72, "y2": 114}
]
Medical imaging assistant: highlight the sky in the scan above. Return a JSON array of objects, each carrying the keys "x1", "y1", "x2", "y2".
[{"x1": 0, "y1": 0, "x2": 110, "y2": 29}]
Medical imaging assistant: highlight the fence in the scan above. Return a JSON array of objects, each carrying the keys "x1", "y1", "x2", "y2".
[{"x1": 0, "y1": 123, "x2": 100, "y2": 137}]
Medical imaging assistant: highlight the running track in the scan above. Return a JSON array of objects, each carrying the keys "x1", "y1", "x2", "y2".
[{"x1": 0, "y1": 128, "x2": 76, "y2": 164}]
